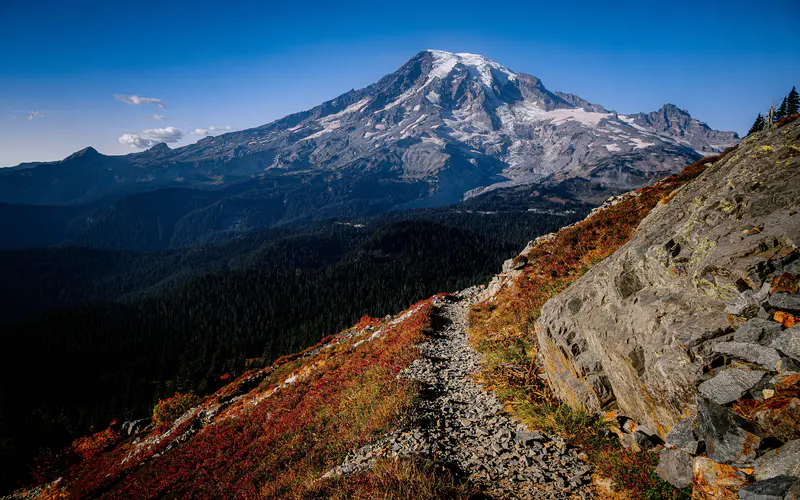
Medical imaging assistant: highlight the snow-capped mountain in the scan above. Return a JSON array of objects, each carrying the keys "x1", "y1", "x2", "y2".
[
  {"x1": 159, "y1": 50, "x2": 736, "y2": 199},
  {"x1": 0, "y1": 49, "x2": 737, "y2": 218}
]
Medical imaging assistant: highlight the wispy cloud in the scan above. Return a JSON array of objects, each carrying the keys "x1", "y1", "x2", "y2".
[
  {"x1": 190, "y1": 128, "x2": 209, "y2": 136},
  {"x1": 148, "y1": 114, "x2": 167, "y2": 121},
  {"x1": 28, "y1": 111, "x2": 44, "y2": 120},
  {"x1": 114, "y1": 94, "x2": 165, "y2": 108},
  {"x1": 118, "y1": 126, "x2": 183, "y2": 149},
  {"x1": 209, "y1": 125, "x2": 233, "y2": 132}
]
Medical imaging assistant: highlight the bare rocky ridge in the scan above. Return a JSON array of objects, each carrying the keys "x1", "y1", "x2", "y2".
[{"x1": 326, "y1": 290, "x2": 593, "y2": 499}]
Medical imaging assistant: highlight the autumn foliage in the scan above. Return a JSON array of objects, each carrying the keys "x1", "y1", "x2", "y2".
[
  {"x1": 151, "y1": 392, "x2": 201, "y2": 425},
  {"x1": 70, "y1": 424, "x2": 121, "y2": 460},
  {"x1": 37, "y1": 296, "x2": 441, "y2": 498}
]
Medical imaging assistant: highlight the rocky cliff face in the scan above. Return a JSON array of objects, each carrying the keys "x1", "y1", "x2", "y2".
[{"x1": 534, "y1": 120, "x2": 800, "y2": 438}]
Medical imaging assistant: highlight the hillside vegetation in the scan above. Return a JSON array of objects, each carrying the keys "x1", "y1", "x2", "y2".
[
  {"x1": 0, "y1": 200, "x2": 585, "y2": 493},
  {"x1": 15, "y1": 296, "x2": 483, "y2": 498}
]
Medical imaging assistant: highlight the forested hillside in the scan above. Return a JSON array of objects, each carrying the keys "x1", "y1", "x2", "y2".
[{"x1": 0, "y1": 199, "x2": 586, "y2": 493}]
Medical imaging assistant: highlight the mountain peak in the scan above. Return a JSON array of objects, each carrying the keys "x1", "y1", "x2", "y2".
[
  {"x1": 423, "y1": 49, "x2": 517, "y2": 86},
  {"x1": 147, "y1": 142, "x2": 171, "y2": 152},
  {"x1": 659, "y1": 103, "x2": 690, "y2": 115},
  {"x1": 64, "y1": 146, "x2": 101, "y2": 161}
]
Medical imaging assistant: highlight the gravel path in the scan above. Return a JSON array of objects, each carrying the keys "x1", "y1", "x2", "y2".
[{"x1": 325, "y1": 288, "x2": 594, "y2": 499}]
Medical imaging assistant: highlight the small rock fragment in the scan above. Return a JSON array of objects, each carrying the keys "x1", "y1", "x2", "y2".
[
  {"x1": 771, "y1": 273, "x2": 799, "y2": 295},
  {"x1": 656, "y1": 448, "x2": 693, "y2": 489},
  {"x1": 665, "y1": 415, "x2": 700, "y2": 455},
  {"x1": 772, "y1": 327, "x2": 800, "y2": 362},
  {"x1": 775, "y1": 311, "x2": 798, "y2": 328}
]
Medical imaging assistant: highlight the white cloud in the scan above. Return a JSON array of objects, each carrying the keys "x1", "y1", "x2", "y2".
[
  {"x1": 190, "y1": 125, "x2": 233, "y2": 138},
  {"x1": 114, "y1": 94, "x2": 165, "y2": 108},
  {"x1": 28, "y1": 111, "x2": 44, "y2": 120},
  {"x1": 118, "y1": 126, "x2": 183, "y2": 149},
  {"x1": 149, "y1": 114, "x2": 167, "y2": 120}
]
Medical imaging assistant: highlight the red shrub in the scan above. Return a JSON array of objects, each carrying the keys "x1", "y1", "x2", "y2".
[{"x1": 152, "y1": 392, "x2": 201, "y2": 425}]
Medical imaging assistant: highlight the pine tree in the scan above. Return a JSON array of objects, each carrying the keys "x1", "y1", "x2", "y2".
[
  {"x1": 775, "y1": 97, "x2": 788, "y2": 122},
  {"x1": 748, "y1": 113, "x2": 766, "y2": 135},
  {"x1": 786, "y1": 86, "x2": 799, "y2": 116}
]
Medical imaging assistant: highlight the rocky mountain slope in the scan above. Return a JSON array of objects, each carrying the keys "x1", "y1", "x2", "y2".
[
  {"x1": 471, "y1": 117, "x2": 799, "y2": 498},
  {"x1": 0, "y1": 50, "x2": 737, "y2": 250},
  {"x1": 534, "y1": 118, "x2": 799, "y2": 436}
]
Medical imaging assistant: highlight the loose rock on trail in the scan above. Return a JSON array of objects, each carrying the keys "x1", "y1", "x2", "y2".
[{"x1": 325, "y1": 289, "x2": 593, "y2": 499}]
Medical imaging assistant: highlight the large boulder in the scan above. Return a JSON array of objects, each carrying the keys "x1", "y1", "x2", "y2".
[
  {"x1": 665, "y1": 414, "x2": 700, "y2": 454},
  {"x1": 535, "y1": 122, "x2": 800, "y2": 437},
  {"x1": 698, "y1": 367, "x2": 768, "y2": 405},
  {"x1": 711, "y1": 342, "x2": 782, "y2": 371}
]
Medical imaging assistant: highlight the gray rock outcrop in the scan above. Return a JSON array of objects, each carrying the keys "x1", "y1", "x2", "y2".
[{"x1": 534, "y1": 120, "x2": 800, "y2": 437}]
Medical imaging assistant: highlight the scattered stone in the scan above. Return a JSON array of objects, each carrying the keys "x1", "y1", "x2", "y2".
[
  {"x1": 713, "y1": 342, "x2": 783, "y2": 371},
  {"x1": 769, "y1": 294, "x2": 800, "y2": 314},
  {"x1": 656, "y1": 448, "x2": 694, "y2": 489},
  {"x1": 750, "y1": 397, "x2": 800, "y2": 442},
  {"x1": 699, "y1": 368, "x2": 768, "y2": 405},
  {"x1": 665, "y1": 415, "x2": 700, "y2": 454},
  {"x1": 738, "y1": 475, "x2": 799, "y2": 500},
  {"x1": 771, "y1": 273, "x2": 799, "y2": 295},
  {"x1": 772, "y1": 327, "x2": 800, "y2": 362},
  {"x1": 786, "y1": 480, "x2": 800, "y2": 500},
  {"x1": 733, "y1": 318, "x2": 783, "y2": 343},
  {"x1": 727, "y1": 285, "x2": 771, "y2": 317},
  {"x1": 754, "y1": 440, "x2": 800, "y2": 481},
  {"x1": 775, "y1": 311, "x2": 798, "y2": 328},
  {"x1": 634, "y1": 429, "x2": 661, "y2": 450},
  {"x1": 622, "y1": 419, "x2": 638, "y2": 433},
  {"x1": 121, "y1": 418, "x2": 151, "y2": 436},
  {"x1": 692, "y1": 457, "x2": 750, "y2": 499},
  {"x1": 697, "y1": 397, "x2": 762, "y2": 464},
  {"x1": 323, "y1": 290, "x2": 592, "y2": 498}
]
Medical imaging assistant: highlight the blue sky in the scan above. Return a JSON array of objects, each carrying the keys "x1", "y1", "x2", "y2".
[{"x1": 1, "y1": 0, "x2": 798, "y2": 167}]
